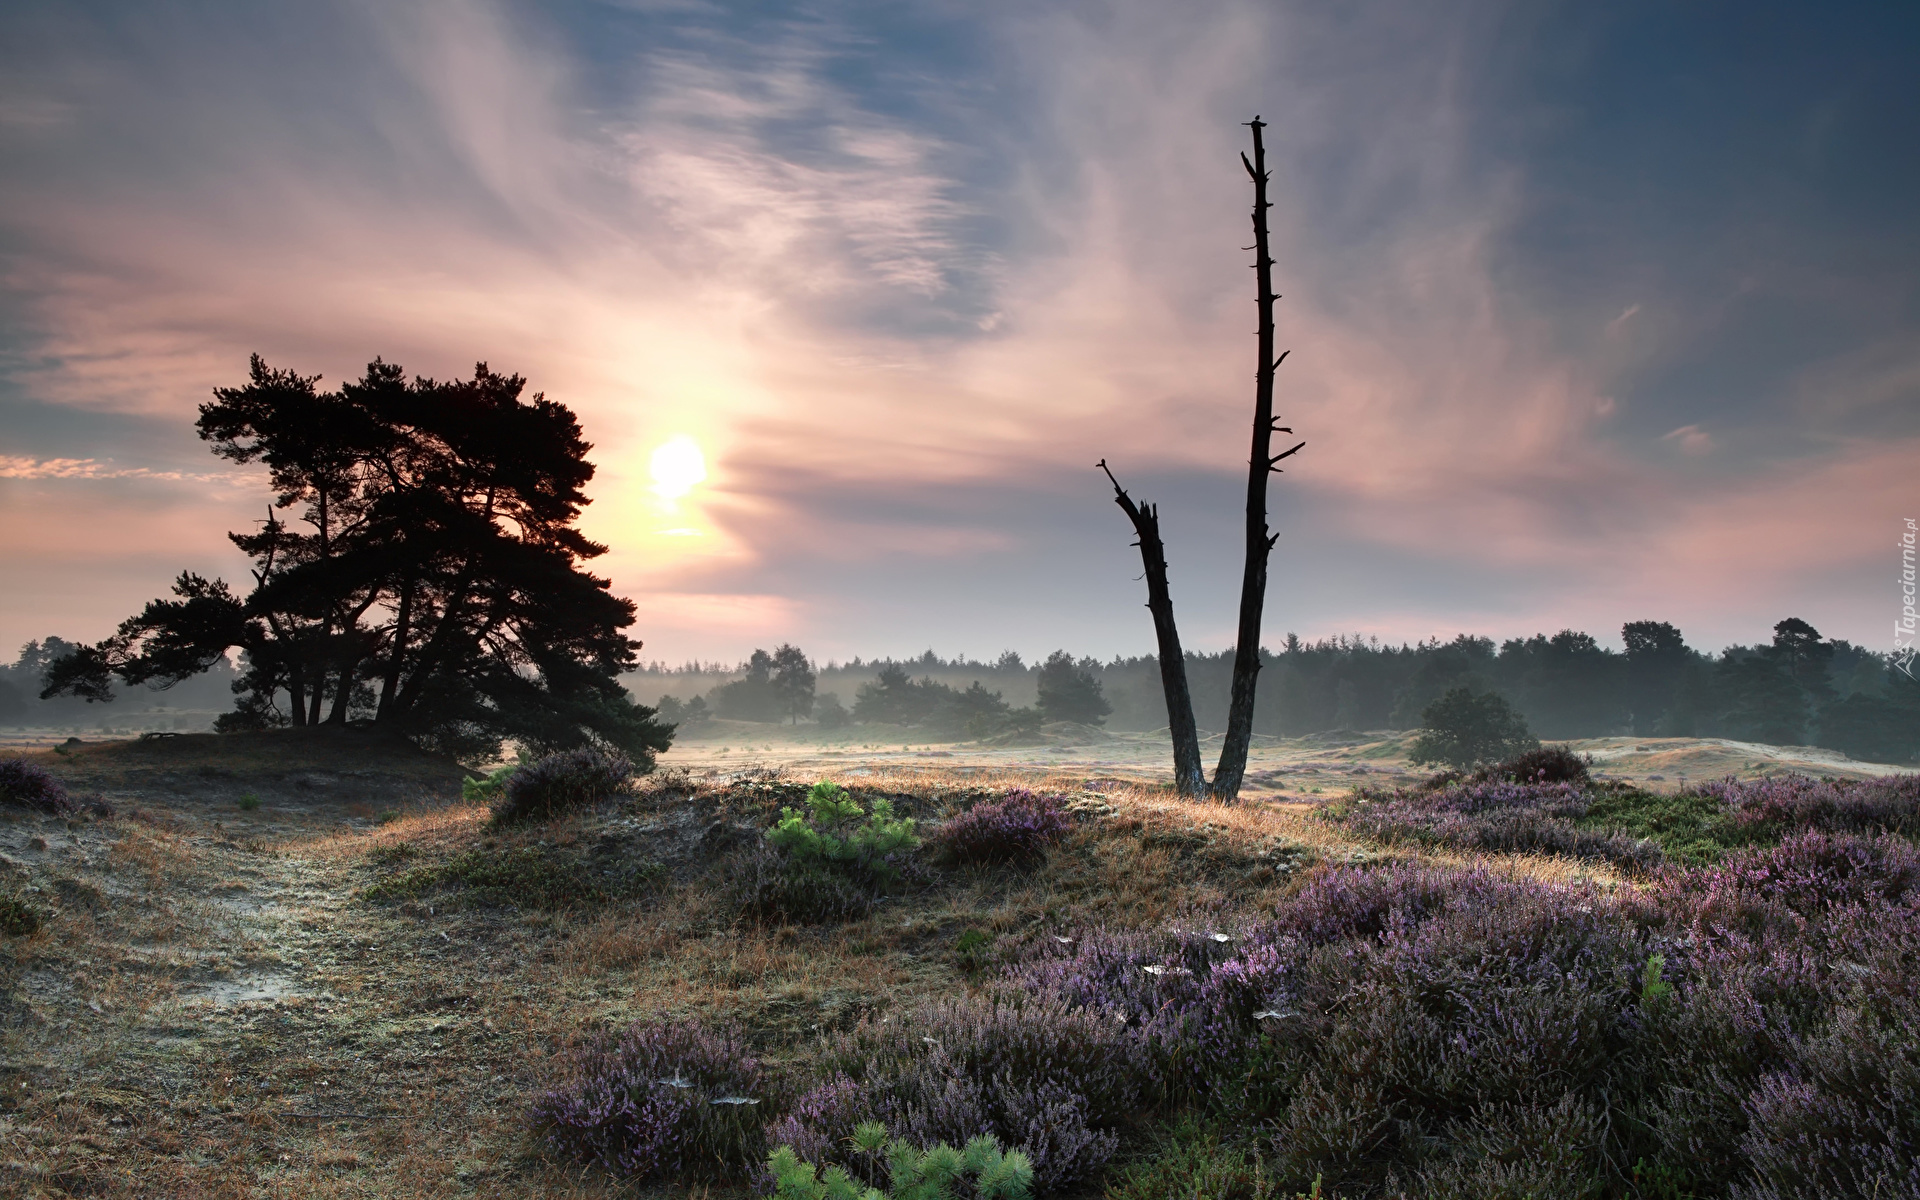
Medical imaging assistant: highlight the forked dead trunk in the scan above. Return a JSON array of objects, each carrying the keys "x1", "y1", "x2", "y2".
[{"x1": 1099, "y1": 117, "x2": 1303, "y2": 803}]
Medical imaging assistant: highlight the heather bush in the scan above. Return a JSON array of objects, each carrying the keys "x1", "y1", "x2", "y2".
[
  {"x1": 1480, "y1": 744, "x2": 1590, "y2": 785},
  {"x1": 0, "y1": 758, "x2": 73, "y2": 815},
  {"x1": 533, "y1": 1020, "x2": 768, "y2": 1182},
  {"x1": 492, "y1": 746, "x2": 632, "y2": 824},
  {"x1": 1411, "y1": 1094, "x2": 1607, "y2": 1200},
  {"x1": 934, "y1": 790, "x2": 1072, "y2": 865},
  {"x1": 993, "y1": 865, "x2": 1671, "y2": 1193},
  {"x1": 1697, "y1": 772, "x2": 1920, "y2": 838},
  {"x1": 1327, "y1": 780, "x2": 1662, "y2": 870},
  {"x1": 1733, "y1": 1003, "x2": 1920, "y2": 1199},
  {"x1": 774, "y1": 994, "x2": 1154, "y2": 1191},
  {"x1": 768, "y1": 1122, "x2": 1034, "y2": 1200}
]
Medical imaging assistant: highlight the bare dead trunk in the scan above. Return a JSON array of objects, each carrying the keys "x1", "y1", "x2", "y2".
[
  {"x1": 1097, "y1": 117, "x2": 1303, "y2": 803},
  {"x1": 1212, "y1": 117, "x2": 1305, "y2": 803},
  {"x1": 1099, "y1": 461, "x2": 1207, "y2": 796}
]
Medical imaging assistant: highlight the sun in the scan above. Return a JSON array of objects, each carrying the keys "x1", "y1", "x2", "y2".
[{"x1": 648, "y1": 436, "x2": 707, "y2": 501}]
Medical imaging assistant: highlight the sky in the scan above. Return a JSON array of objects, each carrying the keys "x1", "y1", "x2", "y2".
[{"x1": 1, "y1": 0, "x2": 1915, "y2": 668}]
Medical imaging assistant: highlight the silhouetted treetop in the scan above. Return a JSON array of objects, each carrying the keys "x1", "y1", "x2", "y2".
[{"x1": 43, "y1": 355, "x2": 670, "y2": 764}]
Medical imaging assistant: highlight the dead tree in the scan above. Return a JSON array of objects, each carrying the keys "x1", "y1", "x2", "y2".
[
  {"x1": 1101, "y1": 116, "x2": 1304, "y2": 802},
  {"x1": 1099, "y1": 460, "x2": 1206, "y2": 796}
]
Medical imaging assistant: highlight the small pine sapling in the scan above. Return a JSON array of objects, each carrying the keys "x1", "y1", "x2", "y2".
[
  {"x1": 768, "y1": 1122, "x2": 1033, "y2": 1200},
  {"x1": 462, "y1": 764, "x2": 517, "y2": 805},
  {"x1": 768, "y1": 782, "x2": 918, "y2": 885}
]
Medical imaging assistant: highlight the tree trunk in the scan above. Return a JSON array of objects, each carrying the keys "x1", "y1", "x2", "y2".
[
  {"x1": 1099, "y1": 461, "x2": 1207, "y2": 797},
  {"x1": 376, "y1": 575, "x2": 415, "y2": 721},
  {"x1": 286, "y1": 666, "x2": 308, "y2": 727},
  {"x1": 1211, "y1": 116, "x2": 1304, "y2": 803},
  {"x1": 1097, "y1": 117, "x2": 1303, "y2": 803}
]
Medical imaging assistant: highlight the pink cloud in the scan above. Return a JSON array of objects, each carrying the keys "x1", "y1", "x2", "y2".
[{"x1": 0, "y1": 0, "x2": 1903, "y2": 662}]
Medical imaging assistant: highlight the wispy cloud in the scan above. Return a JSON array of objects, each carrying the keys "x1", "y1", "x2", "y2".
[
  {"x1": 0, "y1": 455, "x2": 253, "y2": 485},
  {"x1": 0, "y1": 0, "x2": 1912, "y2": 660}
]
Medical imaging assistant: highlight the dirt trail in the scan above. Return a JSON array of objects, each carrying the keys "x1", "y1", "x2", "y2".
[{"x1": 0, "y1": 736, "x2": 587, "y2": 1199}]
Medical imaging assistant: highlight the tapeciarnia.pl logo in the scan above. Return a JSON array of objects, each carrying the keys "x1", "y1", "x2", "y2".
[{"x1": 1898, "y1": 517, "x2": 1917, "y2": 680}]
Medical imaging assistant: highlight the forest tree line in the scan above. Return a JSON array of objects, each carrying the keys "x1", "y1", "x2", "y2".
[
  {"x1": 8, "y1": 615, "x2": 1914, "y2": 763},
  {"x1": 636, "y1": 618, "x2": 1918, "y2": 763}
]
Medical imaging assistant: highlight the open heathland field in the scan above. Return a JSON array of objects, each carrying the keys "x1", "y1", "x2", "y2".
[{"x1": 2, "y1": 730, "x2": 1918, "y2": 1198}]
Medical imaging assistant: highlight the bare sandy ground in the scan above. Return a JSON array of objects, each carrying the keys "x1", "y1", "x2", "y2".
[{"x1": 654, "y1": 721, "x2": 1910, "y2": 799}]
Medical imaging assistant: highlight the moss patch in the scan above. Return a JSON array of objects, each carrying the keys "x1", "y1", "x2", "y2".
[{"x1": 1576, "y1": 787, "x2": 1759, "y2": 865}]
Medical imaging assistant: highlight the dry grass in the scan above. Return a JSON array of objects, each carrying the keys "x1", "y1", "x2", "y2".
[{"x1": 0, "y1": 737, "x2": 1638, "y2": 1198}]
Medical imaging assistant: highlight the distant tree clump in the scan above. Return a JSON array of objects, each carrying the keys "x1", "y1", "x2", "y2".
[
  {"x1": 813, "y1": 693, "x2": 851, "y2": 729},
  {"x1": 1035, "y1": 651, "x2": 1111, "y2": 726},
  {"x1": 838, "y1": 664, "x2": 1034, "y2": 739},
  {"x1": 710, "y1": 649, "x2": 782, "y2": 722},
  {"x1": 1409, "y1": 687, "x2": 1539, "y2": 770},
  {"x1": 654, "y1": 694, "x2": 712, "y2": 733},
  {"x1": 40, "y1": 355, "x2": 672, "y2": 764},
  {"x1": 770, "y1": 645, "x2": 816, "y2": 725}
]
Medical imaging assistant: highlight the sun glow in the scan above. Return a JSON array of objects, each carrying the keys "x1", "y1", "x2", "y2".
[{"x1": 648, "y1": 435, "x2": 707, "y2": 501}]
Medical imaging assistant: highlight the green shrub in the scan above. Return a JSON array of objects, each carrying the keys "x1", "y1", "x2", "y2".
[
  {"x1": 767, "y1": 782, "x2": 918, "y2": 887},
  {"x1": 462, "y1": 765, "x2": 516, "y2": 806},
  {"x1": 768, "y1": 1122, "x2": 1033, "y2": 1200},
  {"x1": 0, "y1": 896, "x2": 42, "y2": 937},
  {"x1": 237, "y1": 793, "x2": 261, "y2": 812}
]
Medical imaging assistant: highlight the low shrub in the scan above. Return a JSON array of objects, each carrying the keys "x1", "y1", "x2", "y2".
[
  {"x1": 492, "y1": 747, "x2": 633, "y2": 825},
  {"x1": 237, "y1": 793, "x2": 261, "y2": 812},
  {"x1": 1481, "y1": 745, "x2": 1590, "y2": 785},
  {"x1": 768, "y1": 782, "x2": 918, "y2": 886},
  {"x1": 1105, "y1": 1118, "x2": 1324, "y2": 1200},
  {"x1": 774, "y1": 994, "x2": 1153, "y2": 1192},
  {"x1": 366, "y1": 841, "x2": 419, "y2": 866},
  {"x1": 534, "y1": 1020, "x2": 768, "y2": 1182},
  {"x1": 737, "y1": 782, "x2": 920, "y2": 925},
  {"x1": 0, "y1": 759, "x2": 74, "y2": 815},
  {"x1": 0, "y1": 895, "x2": 42, "y2": 936},
  {"x1": 768, "y1": 1123, "x2": 1034, "y2": 1200},
  {"x1": 1698, "y1": 772, "x2": 1920, "y2": 838},
  {"x1": 998, "y1": 865, "x2": 1668, "y2": 1193},
  {"x1": 1326, "y1": 780, "x2": 1661, "y2": 871},
  {"x1": 462, "y1": 764, "x2": 516, "y2": 806},
  {"x1": 934, "y1": 789, "x2": 1071, "y2": 865},
  {"x1": 733, "y1": 846, "x2": 876, "y2": 925}
]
